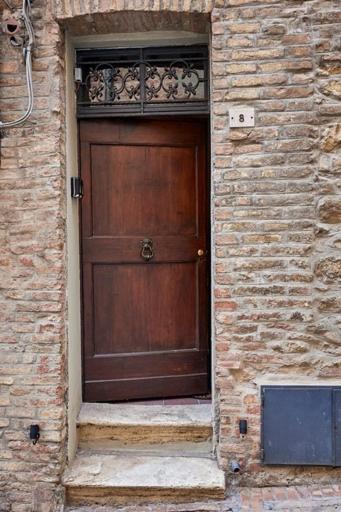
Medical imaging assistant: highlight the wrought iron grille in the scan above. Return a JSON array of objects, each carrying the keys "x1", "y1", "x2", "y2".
[{"x1": 75, "y1": 45, "x2": 209, "y2": 117}]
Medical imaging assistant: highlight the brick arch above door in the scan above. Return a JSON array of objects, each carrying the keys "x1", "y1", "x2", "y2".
[{"x1": 55, "y1": 6, "x2": 212, "y2": 34}]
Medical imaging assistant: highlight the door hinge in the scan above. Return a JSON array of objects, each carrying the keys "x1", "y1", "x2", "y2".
[{"x1": 71, "y1": 177, "x2": 83, "y2": 199}]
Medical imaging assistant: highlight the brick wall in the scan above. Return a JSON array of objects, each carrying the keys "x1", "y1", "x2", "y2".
[
  {"x1": 211, "y1": 0, "x2": 341, "y2": 486},
  {"x1": 0, "y1": 0, "x2": 340, "y2": 509},
  {"x1": 0, "y1": 1, "x2": 66, "y2": 510}
]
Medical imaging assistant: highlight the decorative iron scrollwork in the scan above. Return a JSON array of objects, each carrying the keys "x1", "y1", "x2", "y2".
[
  {"x1": 145, "y1": 60, "x2": 201, "y2": 101},
  {"x1": 87, "y1": 64, "x2": 140, "y2": 103},
  {"x1": 76, "y1": 46, "x2": 208, "y2": 116}
]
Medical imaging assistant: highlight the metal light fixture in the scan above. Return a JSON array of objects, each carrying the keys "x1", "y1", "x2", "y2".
[
  {"x1": 74, "y1": 67, "x2": 82, "y2": 84},
  {"x1": 71, "y1": 177, "x2": 83, "y2": 199},
  {"x1": 29, "y1": 424, "x2": 40, "y2": 445},
  {"x1": 239, "y1": 419, "x2": 247, "y2": 436}
]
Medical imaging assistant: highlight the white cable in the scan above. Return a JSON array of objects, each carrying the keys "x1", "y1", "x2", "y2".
[{"x1": 0, "y1": 0, "x2": 34, "y2": 129}]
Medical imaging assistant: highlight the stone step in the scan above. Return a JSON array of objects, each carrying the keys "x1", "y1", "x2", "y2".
[
  {"x1": 78, "y1": 439, "x2": 213, "y2": 457},
  {"x1": 78, "y1": 403, "x2": 212, "y2": 446},
  {"x1": 65, "y1": 498, "x2": 235, "y2": 512},
  {"x1": 63, "y1": 451, "x2": 225, "y2": 506}
]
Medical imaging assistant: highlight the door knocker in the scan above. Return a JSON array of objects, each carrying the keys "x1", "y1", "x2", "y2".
[{"x1": 140, "y1": 239, "x2": 154, "y2": 262}]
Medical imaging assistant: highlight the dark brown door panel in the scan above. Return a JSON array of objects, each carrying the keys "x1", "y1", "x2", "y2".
[{"x1": 80, "y1": 118, "x2": 209, "y2": 402}]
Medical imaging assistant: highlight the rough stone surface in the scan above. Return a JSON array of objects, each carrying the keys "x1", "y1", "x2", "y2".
[
  {"x1": 315, "y1": 257, "x2": 341, "y2": 281},
  {"x1": 65, "y1": 483, "x2": 341, "y2": 511},
  {"x1": 318, "y1": 196, "x2": 341, "y2": 223},
  {"x1": 321, "y1": 124, "x2": 341, "y2": 152},
  {"x1": 0, "y1": 0, "x2": 341, "y2": 509},
  {"x1": 78, "y1": 403, "x2": 212, "y2": 427},
  {"x1": 62, "y1": 452, "x2": 225, "y2": 505},
  {"x1": 78, "y1": 403, "x2": 212, "y2": 445}
]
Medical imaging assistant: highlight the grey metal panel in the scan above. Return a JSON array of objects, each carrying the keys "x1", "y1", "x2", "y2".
[
  {"x1": 333, "y1": 389, "x2": 341, "y2": 466},
  {"x1": 262, "y1": 386, "x2": 333, "y2": 465}
]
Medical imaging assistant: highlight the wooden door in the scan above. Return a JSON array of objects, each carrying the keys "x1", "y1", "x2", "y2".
[{"x1": 80, "y1": 119, "x2": 209, "y2": 402}]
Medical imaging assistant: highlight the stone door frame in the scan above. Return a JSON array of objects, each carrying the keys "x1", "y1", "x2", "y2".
[{"x1": 64, "y1": 27, "x2": 216, "y2": 461}]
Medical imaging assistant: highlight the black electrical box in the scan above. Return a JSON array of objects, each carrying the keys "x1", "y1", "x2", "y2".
[{"x1": 261, "y1": 386, "x2": 341, "y2": 466}]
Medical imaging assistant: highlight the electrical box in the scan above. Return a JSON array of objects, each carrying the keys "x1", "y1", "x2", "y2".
[
  {"x1": 229, "y1": 107, "x2": 255, "y2": 128},
  {"x1": 261, "y1": 386, "x2": 341, "y2": 466}
]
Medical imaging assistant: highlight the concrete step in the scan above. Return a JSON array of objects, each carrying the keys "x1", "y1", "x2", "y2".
[
  {"x1": 78, "y1": 402, "x2": 212, "y2": 446},
  {"x1": 63, "y1": 452, "x2": 225, "y2": 506}
]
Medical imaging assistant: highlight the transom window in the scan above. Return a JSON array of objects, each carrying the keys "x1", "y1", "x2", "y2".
[{"x1": 75, "y1": 45, "x2": 209, "y2": 117}]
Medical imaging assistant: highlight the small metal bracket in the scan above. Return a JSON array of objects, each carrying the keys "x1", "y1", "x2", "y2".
[
  {"x1": 71, "y1": 177, "x2": 83, "y2": 199},
  {"x1": 260, "y1": 448, "x2": 265, "y2": 462}
]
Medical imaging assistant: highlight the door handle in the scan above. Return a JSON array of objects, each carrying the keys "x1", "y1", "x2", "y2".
[{"x1": 140, "y1": 239, "x2": 154, "y2": 262}]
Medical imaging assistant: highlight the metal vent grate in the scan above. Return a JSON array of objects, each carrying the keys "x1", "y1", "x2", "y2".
[{"x1": 75, "y1": 45, "x2": 209, "y2": 117}]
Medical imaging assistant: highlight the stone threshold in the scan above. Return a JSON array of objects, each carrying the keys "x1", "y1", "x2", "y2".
[{"x1": 78, "y1": 402, "x2": 213, "y2": 427}]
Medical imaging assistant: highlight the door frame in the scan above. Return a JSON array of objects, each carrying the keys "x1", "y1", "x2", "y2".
[{"x1": 64, "y1": 32, "x2": 215, "y2": 460}]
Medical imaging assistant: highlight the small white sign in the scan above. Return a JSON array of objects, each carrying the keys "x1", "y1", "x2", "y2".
[{"x1": 229, "y1": 107, "x2": 255, "y2": 128}]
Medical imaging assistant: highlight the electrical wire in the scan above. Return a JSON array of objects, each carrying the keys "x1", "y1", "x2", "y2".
[
  {"x1": 1, "y1": 0, "x2": 14, "y2": 11},
  {"x1": 0, "y1": 0, "x2": 34, "y2": 128}
]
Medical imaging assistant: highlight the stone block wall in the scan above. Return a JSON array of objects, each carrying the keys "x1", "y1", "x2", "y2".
[{"x1": 0, "y1": 0, "x2": 340, "y2": 509}]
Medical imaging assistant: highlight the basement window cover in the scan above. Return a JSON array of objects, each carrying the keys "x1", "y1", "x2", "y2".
[
  {"x1": 76, "y1": 45, "x2": 209, "y2": 117},
  {"x1": 261, "y1": 386, "x2": 341, "y2": 466}
]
